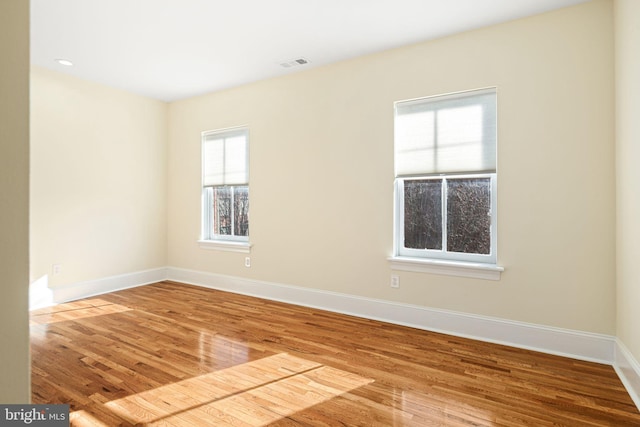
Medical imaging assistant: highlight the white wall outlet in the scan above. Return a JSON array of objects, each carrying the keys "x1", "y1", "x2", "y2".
[
  {"x1": 52, "y1": 264, "x2": 62, "y2": 276},
  {"x1": 390, "y1": 275, "x2": 400, "y2": 288},
  {"x1": 245, "y1": 257, "x2": 251, "y2": 268}
]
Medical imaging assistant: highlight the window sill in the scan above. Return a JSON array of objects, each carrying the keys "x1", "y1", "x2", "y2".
[
  {"x1": 388, "y1": 256, "x2": 503, "y2": 281},
  {"x1": 198, "y1": 240, "x2": 252, "y2": 253}
]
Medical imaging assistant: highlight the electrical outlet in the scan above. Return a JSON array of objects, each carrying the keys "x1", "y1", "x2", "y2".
[
  {"x1": 52, "y1": 264, "x2": 62, "y2": 276},
  {"x1": 245, "y1": 257, "x2": 251, "y2": 268},
  {"x1": 390, "y1": 275, "x2": 400, "y2": 288}
]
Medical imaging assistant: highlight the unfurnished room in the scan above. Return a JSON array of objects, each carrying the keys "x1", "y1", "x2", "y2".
[{"x1": 1, "y1": 0, "x2": 640, "y2": 425}]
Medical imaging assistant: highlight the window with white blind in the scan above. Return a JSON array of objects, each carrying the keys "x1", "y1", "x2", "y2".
[
  {"x1": 393, "y1": 88, "x2": 498, "y2": 266},
  {"x1": 201, "y1": 127, "x2": 249, "y2": 246}
]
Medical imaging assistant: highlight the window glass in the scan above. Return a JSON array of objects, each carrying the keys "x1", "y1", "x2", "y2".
[
  {"x1": 446, "y1": 178, "x2": 491, "y2": 255},
  {"x1": 404, "y1": 179, "x2": 442, "y2": 250}
]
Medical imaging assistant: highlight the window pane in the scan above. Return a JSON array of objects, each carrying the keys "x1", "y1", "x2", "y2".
[
  {"x1": 234, "y1": 186, "x2": 249, "y2": 237},
  {"x1": 213, "y1": 187, "x2": 232, "y2": 235},
  {"x1": 447, "y1": 178, "x2": 491, "y2": 254},
  {"x1": 404, "y1": 179, "x2": 442, "y2": 250}
]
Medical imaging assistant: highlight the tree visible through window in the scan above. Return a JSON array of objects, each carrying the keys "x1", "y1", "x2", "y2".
[
  {"x1": 446, "y1": 178, "x2": 490, "y2": 254},
  {"x1": 211, "y1": 186, "x2": 249, "y2": 237},
  {"x1": 404, "y1": 179, "x2": 442, "y2": 250}
]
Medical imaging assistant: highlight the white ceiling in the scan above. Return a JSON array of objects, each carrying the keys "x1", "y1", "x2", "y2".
[{"x1": 31, "y1": 0, "x2": 589, "y2": 102}]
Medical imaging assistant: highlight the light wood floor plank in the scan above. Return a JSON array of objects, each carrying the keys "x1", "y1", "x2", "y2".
[{"x1": 31, "y1": 281, "x2": 640, "y2": 426}]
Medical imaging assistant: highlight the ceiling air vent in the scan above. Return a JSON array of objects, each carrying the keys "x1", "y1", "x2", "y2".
[{"x1": 279, "y1": 58, "x2": 310, "y2": 68}]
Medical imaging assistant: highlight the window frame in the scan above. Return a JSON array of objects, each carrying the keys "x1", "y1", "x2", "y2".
[
  {"x1": 392, "y1": 87, "x2": 500, "y2": 273},
  {"x1": 201, "y1": 184, "x2": 249, "y2": 243},
  {"x1": 200, "y1": 126, "x2": 250, "y2": 249}
]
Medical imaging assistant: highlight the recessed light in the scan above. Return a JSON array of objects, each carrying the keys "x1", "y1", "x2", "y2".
[{"x1": 55, "y1": 59, "x2": 73, "y2": 67}]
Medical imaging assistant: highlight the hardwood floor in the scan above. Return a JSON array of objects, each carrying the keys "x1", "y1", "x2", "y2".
[{"x1": 31, "y1": 281, "x2": 640, "y2": 426}]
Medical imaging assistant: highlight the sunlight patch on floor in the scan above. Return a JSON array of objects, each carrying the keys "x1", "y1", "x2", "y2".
[
  {"x1": 29, "y1": 298, "x2": 132, "y2": 325},
  {"x1": 102, "y1": 352, "x2": 373, "y2": 426}
]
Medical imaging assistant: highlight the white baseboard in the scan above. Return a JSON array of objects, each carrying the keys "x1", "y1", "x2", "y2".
[
  {"x1": 50, "y1": 267, "x2": 168, "y2": 304},
  {"x1": 166, "y1": 266, "x2": 615, "y2": 365},
  {"x1": 614, "y1": 339, "x2": 640, "y2": 410}
]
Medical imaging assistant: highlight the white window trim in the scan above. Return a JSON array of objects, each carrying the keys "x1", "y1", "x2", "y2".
[
  {"x1": 200, "y1": 125, "x2": 250, "y2": 247},
  {"x1": 393, "y1": 88, "x2": 502, "y2": 277},
  {"x1": 198, "y1": 239, "x2": 252, "y2": 254},
  {"x1": 388, "y1": 256, "x2": 503, "y2": 281}
]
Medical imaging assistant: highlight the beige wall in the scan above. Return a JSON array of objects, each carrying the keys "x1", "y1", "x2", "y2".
[
  {"x1": 168, "y1": 1, "x2": 616, "y2": 334},
  {"x1": 615, "y1": 0, "x2": 640, "y2": 361},
  {"x1": 0, "y1": 0, "x2": 31, "y2": 402},
  {"x1": 30, "y1": 67, "x2": 168, "y2": 288}
]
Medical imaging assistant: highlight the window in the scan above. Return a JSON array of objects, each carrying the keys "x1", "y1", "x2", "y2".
[
  {"x1": 394, "y1": 88, "x2": 497, "y2": 265},
  {"x1": 201, "y1": 127, "x2": 249, "y2": 246}
]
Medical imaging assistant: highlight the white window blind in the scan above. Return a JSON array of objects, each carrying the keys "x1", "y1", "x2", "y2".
[
  {"x1": 203, "y1": 128, "x2": 249, "y2": 186},
  {"x1": 395, "y1": 88, "x2": 496, "y2": 177}
]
